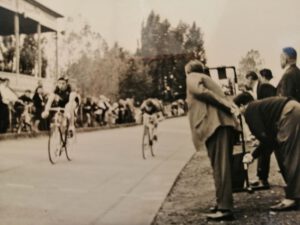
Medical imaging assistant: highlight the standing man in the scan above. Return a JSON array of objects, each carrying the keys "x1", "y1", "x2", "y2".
[
  {"x1": 277, "y1": 47, "x2": 300, "y2": 101},
  {"x1": 245, "y1": 70, "x2": 276, "y2": 188},
  {"x1": 245, "y1": 70, "x2": 276, "y2": 100},
  {"x1": 0, "y1": 78, "x2": 18, "y2": 133},
  {"x1": 185, "y1": 60, "x2": 240, "y2": 220}
]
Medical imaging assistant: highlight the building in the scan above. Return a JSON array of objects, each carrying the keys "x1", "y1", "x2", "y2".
[{"x1": 0, "y1": 0, "x2": 63, "y2": 94}]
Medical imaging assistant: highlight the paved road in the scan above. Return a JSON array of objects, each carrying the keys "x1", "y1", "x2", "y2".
[{"x1": 0, "y1": 117, "x2": 194, "y2": 225}]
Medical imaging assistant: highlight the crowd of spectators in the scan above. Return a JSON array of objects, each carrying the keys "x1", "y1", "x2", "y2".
[{"x1": 0, "y1": 77, "x2": 187, "y2": 134}]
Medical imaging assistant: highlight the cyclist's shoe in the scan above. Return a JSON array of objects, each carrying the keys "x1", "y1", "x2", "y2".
[
  {"x1": 153, "y1": 135, "x2": 158, "y2": 141},
  {"x1": 68, "y1": 126, "x2": 75, "y2": 138},
  {"x1": 149, "y1": 140, "x2": 153, "y2": 146},
  {"x1": 68, "y1": 130, "x2": 73, "y2": 138}
]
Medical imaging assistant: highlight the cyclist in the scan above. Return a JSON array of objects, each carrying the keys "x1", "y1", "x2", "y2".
[
  {"x1": 14, "y1": 90, "x2": 34, "y2": 132},
  {"x1": 140, "y1": 98, "x2": 164, "y2": 145},
  {"x1": 42, "y1": 76, "x2": 79, "y2": 136}
]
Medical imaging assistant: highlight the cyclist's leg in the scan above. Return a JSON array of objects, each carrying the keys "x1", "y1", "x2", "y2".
[
  {"x1": 64, "y1": 92, "x2": 78, "y2": 136},
  {"x1": 153, "y1": 115, "x2": 158, "y2": 141},
  {"x1": 148, "y1": 115, "x2": 156, "y2": 143},
  {"x1": 143, "y1": 113, "x2": 153, "y2": 145}
]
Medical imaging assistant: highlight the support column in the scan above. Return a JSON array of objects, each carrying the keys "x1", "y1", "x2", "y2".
[
  {"x1": 14, "y1": 12, "x2": 20, "y2": 74},
  {"x1": 37, "y1": 22, "x2": 42, "y2": 78},
  {"x1": 55, "y1": 31, "x2": 59, "y2": 79}
]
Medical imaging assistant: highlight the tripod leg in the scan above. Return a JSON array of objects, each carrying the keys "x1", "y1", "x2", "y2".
[{"x1": 238, "y1": 115, "x2": 253, "y2": 193}]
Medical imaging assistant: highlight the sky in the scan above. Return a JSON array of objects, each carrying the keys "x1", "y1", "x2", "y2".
[{"x1": 39, "y1": 0, "x2": 300, "y2": 85}]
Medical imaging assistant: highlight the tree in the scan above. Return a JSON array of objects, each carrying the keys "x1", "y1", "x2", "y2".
[
  {"x1": 238, "y1": 49, "x2": 264, "y2": 81},
  {"x1": 119, "y1": 58, "x2": 153, "y2": 102},
  {"x1": 184, "y1": 22, "x2": 206, "y2": 64},
  {"x1": 65, "y1": 42, "x2": 129, "y2": 101},
  {"x1": 140, "y1": 12, "x2": 206, "y2": 100}
]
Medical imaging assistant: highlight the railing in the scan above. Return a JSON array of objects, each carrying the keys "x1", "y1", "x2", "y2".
[{"x1": 0, "y1": 71, "x2": 54, "y2": 94}]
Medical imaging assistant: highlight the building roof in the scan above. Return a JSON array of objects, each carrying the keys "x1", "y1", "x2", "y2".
[
  {"x1": 24, "y1": 0, "x2": 63, "y2": 18},
  {"x1": 0, "y1": 0, "x2": 63, "y2": 34}
]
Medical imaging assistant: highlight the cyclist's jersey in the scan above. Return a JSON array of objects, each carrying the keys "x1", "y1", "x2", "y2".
[
  {"x1": 53, "y1": 85, "x2": 71, "y2": 108},
  {"x1": 141, "y1": 99, "x2": 161, "y2": 115}
]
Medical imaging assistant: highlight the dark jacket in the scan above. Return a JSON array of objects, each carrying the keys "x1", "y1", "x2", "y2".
[
  {"x1": 277, "y1": 64, "x2": 300, "y2": 101},
  {"x1": 244, "y1": 97, "x2": 290, "y2": 158},
  {"x1": 257, "y1": 82, "x2": 276, "y2": 99},
  {"x1": 33, "y1": 93, "x2": 45, "y2": 117}
]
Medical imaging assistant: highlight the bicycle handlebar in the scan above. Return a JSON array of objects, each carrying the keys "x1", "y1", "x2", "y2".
[{"x1": 49, "y1": 107, "x2": 65, "y2": 112}]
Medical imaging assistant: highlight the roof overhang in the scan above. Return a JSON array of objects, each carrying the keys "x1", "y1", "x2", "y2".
[{"x1": 0, "y1": 0, "x2": 63, "y2": 35}]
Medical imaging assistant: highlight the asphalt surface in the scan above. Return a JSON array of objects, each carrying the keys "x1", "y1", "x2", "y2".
[{"x1": 0, "y1": 117, "x2": 194, "y2": 225}]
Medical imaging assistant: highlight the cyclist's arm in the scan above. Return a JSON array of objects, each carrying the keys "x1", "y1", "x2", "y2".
[{"x1": 44, "y1": 93, "x2": 57, "y2": 111}]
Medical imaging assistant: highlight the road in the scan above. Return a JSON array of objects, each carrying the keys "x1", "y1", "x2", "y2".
[{"x1": 0, "y1": 117, "x2": 194, "y2": 225}]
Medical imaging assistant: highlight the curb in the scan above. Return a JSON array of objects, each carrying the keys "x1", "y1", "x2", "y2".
[
  {"x1": 0, "y1": 115, "x2": 187, "y2": 141},
  {"x1": 0, "y1": 123, "x2": 139, "y2": 141},
  {"x1": 150, "y1": 152, "x2": 195, "y2": 225}
]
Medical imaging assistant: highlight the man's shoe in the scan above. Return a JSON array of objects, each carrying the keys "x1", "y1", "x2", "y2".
[
  {"x1": 250, "y1": 179, "x2": 270, "y2": 190},
  {"x1": 208, "y1": 205, "x2": 218, "y2": 213},
  {"x1": 206, "y1": 210, "x2": 234, "y2": 221},
  {"x1": 270, "y1": 199, "x2": 297, "y2": 211},
  {"x1": 153, "y1": 135, "x2": 158, "y2": 141}
]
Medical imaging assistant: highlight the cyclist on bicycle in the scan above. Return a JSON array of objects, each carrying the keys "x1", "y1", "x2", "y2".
[
  {"x1": 140, "y1": 98, "x2": 164, "y2": 145},
  {"x1": 42, "y1": 76, "x2": 79, "y2": 136}
]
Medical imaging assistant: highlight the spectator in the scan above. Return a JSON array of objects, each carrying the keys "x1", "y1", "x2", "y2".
[
  {"x1": 0, "y1": 78, "x2": 18, "y2": 133},
  {"x1": 14, "y1": 90, "x2": 32, "y2": 125},
  {"x1": 235, "y1": 93, "x2": 300, "y2": 211},
  {"x1": 171, "y1": 101, "x2": 179, "y2": 116},
  {"x1": 277, "y1": 47, "x2": 300, "y2": 101},
  {"x1": 97, "y1": 95, "x2": 110, "y2": 126},
  {"x1": 108, "y1": 102, "x2": 119, "y2": 125},
  {"x1": 82, "y1": 97, "x2": 93, "y2": 127},
  {"x1": 185, "y1": 60, "x2": 240, "y2": 220},
  {"x1": 245, "y1": 70, "x2": 276, "y2": 189},
  {"x1": 177, "y1": 99, "x2": 185, "y2": 116},
  {"x1": 32, "y1": 85, "x2": 46, "y2": 131},
  {"x1": 0, "y1": 78, "x2": 6, "y2": 133},
  {"x1": 116, "y1": 99, "x2": 125, "y2": 124}
]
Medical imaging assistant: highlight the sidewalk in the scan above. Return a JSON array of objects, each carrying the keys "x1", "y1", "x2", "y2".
[{"x1": 152, "y1": 147, "x2": 300, "y2": 225}]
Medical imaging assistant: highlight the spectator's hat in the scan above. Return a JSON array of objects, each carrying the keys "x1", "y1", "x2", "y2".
[
  {"x1": 245, "y1": 71, "x2": 258, "y2": 80},
  {"x1": 283, "y1": 47, "x2": 297, "y2": 59},
  {"x1": 259, "y1": 68, "x2": 273, "y2": 80}
]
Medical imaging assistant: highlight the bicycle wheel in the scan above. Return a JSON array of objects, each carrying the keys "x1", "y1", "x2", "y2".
[
  {"x1": 149, "y1": 128, "x2": 155, "y2": 157},
  {"x1": 142, "y1": 126, "x2": 153, "y2": 159},
  {"x1": 65, "y1": 120, "x2": 75, "y2": 161},
  {"x1": 48, "y1": 126, "x2": 62, "y2": 164}
]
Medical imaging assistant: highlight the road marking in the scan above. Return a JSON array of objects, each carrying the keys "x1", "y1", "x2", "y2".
[
  {"x1": 6, "y1": 183, "x2": 35, "y2": 189},
  {"x1": 59, "y1": 188, "x2": 87, "y2": 193}
]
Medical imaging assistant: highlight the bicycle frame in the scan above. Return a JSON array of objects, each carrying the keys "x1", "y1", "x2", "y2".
[{"x1": 50, "y1": 108, "x2": 69, "y2": 149}]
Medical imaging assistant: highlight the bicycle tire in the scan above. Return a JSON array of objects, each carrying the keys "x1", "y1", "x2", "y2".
[
  {"x1": 65, "y1": 119, "x2": 74, "y2": 161},
  {"x1": 48, "y1": 126, "x2": 62, "y2": 164},
  {"x1": 142, "y1": 126, "x2": 153, "y2": 159}
]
